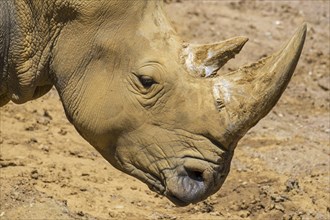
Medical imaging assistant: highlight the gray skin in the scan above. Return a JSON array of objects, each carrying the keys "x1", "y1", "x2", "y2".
[{"x1": 0, "y1": 0, "x2": 306, "y2": 206}]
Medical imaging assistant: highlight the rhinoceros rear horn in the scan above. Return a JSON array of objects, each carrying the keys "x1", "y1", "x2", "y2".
[
  {"x1": 182, "y1": 36, "x2": 248, "y2": 77},
  {"x1": 214, "y1": 23, "x2": 307, "y2": 138}
]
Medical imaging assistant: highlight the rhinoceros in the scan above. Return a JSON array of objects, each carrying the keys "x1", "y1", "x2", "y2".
[{"x1": 0, "y1": 0, "x2": 306, "y2": 206}]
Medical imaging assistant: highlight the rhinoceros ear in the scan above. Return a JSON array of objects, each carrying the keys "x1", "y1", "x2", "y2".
[{"x1": 182, "y1": 36, "x2": 248, "y2": 77}]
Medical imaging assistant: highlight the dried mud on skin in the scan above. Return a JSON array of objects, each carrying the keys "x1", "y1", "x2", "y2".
[{"x1": 0, "y1": 1, "x2": 329, "y2": 220}]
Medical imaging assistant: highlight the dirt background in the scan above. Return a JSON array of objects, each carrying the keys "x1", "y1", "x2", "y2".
[{"x1": 1, "y1": 0, "x2": 329, "y2": 219}]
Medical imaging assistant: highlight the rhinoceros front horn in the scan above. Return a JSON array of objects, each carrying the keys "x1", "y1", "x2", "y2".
[{"x1": 186, "y1": 24, "x2": 307, "y2": 143}]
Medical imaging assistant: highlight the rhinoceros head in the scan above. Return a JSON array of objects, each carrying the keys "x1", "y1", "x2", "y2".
[{"x1": 47, "y1": 1, "x2": 306, "y2": 205}]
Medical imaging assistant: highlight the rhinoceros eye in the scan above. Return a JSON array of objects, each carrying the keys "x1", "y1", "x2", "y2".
[{"x1": 138, "y1": 75, "x2": 156, "y2": 89}]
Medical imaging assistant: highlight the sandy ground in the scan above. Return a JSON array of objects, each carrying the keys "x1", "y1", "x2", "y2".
[{"x1": 1, "y1": 0, "x2": 329, "y2": 219}]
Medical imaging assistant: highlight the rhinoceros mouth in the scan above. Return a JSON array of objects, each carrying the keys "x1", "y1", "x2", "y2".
[
  {"x1": 129, "y1": 151, "x2": 230, "y2": 206},
  {"x1": 166, "y1": 193, "x2": 192, "y2": 207},
  {"x1": 161, "y1": 157, "x2": 228, "y2": 206}
]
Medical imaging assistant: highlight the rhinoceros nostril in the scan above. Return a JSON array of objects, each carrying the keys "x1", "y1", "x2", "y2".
[{"x1": 185, "y1": 169, "x2": 204, "y2": 182}]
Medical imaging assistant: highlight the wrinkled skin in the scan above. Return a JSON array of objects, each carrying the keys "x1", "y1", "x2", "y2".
[{"x1": 0, "y1": 0, "x2": 306, "y2": 205}]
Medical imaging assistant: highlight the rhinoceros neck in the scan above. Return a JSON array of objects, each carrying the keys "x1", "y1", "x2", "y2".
[
  {"x1": 0, "y1": 1, "x2": 64, "y2": 106},
  {"x1": 0, "y1": 0, "x2": 12, "y2": 101}
]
